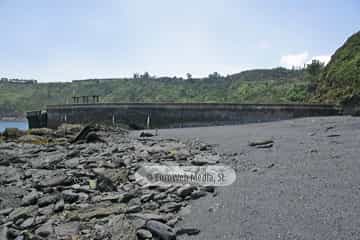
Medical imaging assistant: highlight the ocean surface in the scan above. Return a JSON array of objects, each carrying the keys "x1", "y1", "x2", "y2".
[{"x1": 0, "y1": 120, "x2": 28, "y2": 132}]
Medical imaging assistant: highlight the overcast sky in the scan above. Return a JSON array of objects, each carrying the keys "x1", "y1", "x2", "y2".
[{"x1": 0, "y1": 0, "x2": 359, "y2": 82}]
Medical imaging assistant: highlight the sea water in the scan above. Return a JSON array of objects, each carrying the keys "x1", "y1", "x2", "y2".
[{"x1": 0, "y1": 120, "x2": 28, "y2": 133}]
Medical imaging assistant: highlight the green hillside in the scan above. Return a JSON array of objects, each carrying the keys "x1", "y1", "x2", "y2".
[
  {"x1": 314, "y1": 31, "x2": 360, "y2": 104},
  {"x1": 0, "y1": 67, "x2": 310, "y2": 117}
]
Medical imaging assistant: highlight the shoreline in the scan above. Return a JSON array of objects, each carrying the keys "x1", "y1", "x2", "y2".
[
  {"x1": 0, "y1": 118, "x2": 27, "y2": 122},
  {"x1": 2, "y1": 116, "x2": 360, "y2": 239}
]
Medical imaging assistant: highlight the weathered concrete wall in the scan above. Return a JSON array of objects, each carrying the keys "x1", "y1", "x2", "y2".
[
  {"x1": 39, "y1": 103, "x2": 342, "y2": 129},
  {"x1": 26, "y1": 111, "x2": 47, "y2": 129}
]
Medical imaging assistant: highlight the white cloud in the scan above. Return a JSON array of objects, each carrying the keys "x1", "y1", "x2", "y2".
[
  {"x1": 280, "y1": 52, "x2": 331, "y2": 68},
  {"x1": 280, "y1": 51, "x2": 309, "y2": 68}
]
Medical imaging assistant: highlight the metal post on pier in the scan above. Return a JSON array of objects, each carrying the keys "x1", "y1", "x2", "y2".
[{"x1": 146, "y1": 113, "x2": 151, "y2": 129}]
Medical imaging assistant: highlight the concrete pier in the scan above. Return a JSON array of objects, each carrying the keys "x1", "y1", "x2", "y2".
[{"x1": 27, "y1": 103, "x2": 342, "y2": 129}]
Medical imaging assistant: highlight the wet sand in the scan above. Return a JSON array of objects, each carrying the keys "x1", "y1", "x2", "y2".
[{"x1": 152, "y1": 116, "x2": 360, "y2": 240}]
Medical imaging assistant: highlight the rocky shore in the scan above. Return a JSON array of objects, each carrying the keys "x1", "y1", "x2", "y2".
[{"x1": 0, "y1": 124, "x2": 223, "y2": 240}]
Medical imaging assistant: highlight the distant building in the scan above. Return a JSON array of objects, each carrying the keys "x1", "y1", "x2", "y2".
[
  {"x1": 72, "y1": 95, "x2": 100, "y2": 104},
  {"x1": 0, "y1": 78, "x2": 37, "y2": 84}
]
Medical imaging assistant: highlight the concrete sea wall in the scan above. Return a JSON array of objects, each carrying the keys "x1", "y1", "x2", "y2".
[{"x1": 28, "y1": 103, "x2": 342, "y2": 129}]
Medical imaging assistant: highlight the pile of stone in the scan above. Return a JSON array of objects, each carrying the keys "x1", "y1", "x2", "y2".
[{"x1": 0, "y1": 125, "x2": 220, "y2": 240}]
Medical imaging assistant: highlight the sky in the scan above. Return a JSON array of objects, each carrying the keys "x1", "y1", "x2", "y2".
[{"x1": 0, "y1": 0, "x2": 359, "y2": 82}]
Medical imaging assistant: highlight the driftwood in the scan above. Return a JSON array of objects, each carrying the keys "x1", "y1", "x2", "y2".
[
  {"x1": 70, "y1": 124, "x2": 105, "y2": 144},
  {"x1": 248, "y1": 139, "x2": 274, "y2": 147},
  {"x1": 140, "y1": 132, "x2": 155, "y2": 138}
]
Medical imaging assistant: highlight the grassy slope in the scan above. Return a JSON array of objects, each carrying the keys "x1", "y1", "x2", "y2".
[
  {"x1": 314, "y1": 31, "x2": 360, "y2": 104},
  {"x1": 0, "y1": 68, "x2": 309, "y2": 115}
]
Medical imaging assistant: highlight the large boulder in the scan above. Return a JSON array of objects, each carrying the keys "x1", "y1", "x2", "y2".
[
  {"x1": 2, "y1": 128, "x2": 25, "y2": 139},
  {"x1": 28, "y1": 128, "x2": 53, "y2": 136},
  {"x1": 17, "y1": 134, "x2": 47, "y2": 144},
  {"x1": 54, "y1": 123, "x2": 82, "y2": 137}
]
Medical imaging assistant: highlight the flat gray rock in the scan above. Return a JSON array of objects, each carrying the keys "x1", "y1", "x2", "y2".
[
  {"x1": 21, "y1": 191, "x2": 41, "y2": 206},
  {"x1": 145, "y1": 220, "x2": 176, "y2": 240},
  {"x1": 136, "y1": 229, "x2": 152, "y2": 239},
  {"x1": 8, "y1": 206, "x2": 37, "y2": 221}
]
